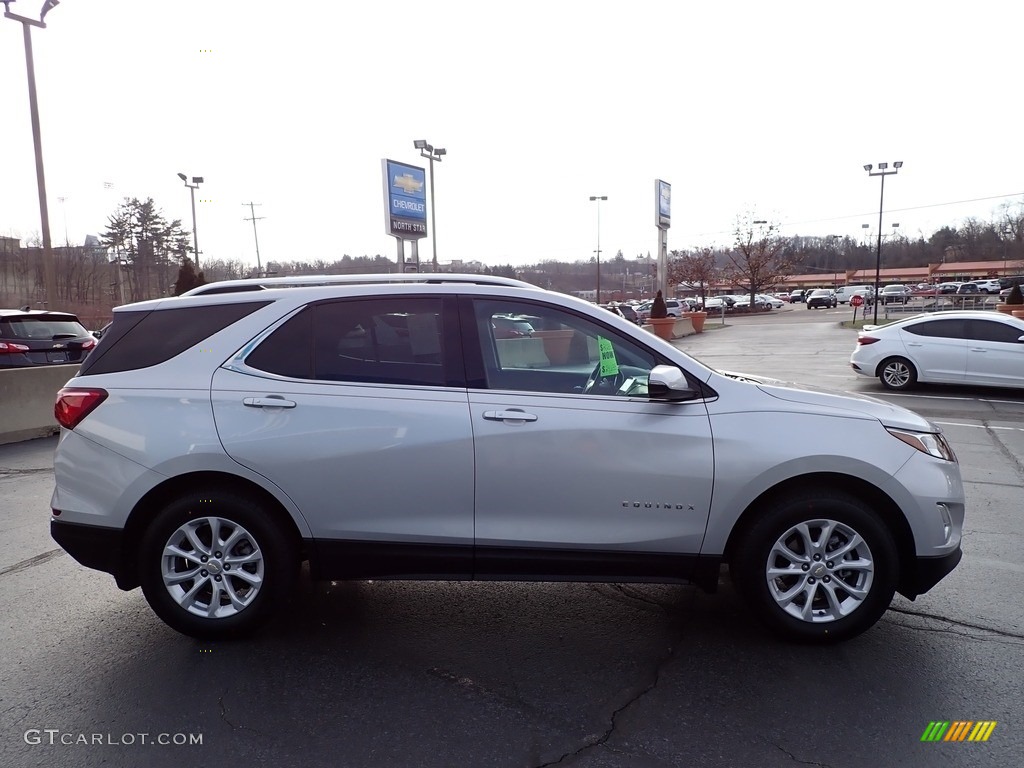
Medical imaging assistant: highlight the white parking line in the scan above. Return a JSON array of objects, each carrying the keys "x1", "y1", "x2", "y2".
[
  {"x1": 933, "y1": 421, "x2": 1024, "y2": 432},
  {"x1": 856, "y1": 391, "x2": 1024, "y2": 405}
]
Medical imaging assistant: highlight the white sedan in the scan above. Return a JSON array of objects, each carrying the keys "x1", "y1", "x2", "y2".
[
  {"x1": 735, "y1": 293, "x2": 784, "y2": 309},
  {"x1": 850, "y1": 310, "x2": 1024, "y2": 391}
]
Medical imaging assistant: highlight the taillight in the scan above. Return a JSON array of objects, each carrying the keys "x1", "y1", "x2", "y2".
[
  {"x1": 81, "y1": 338, "x2": 96, "y2": 351},
  {"x1": 857, "y1": 336, "x2": 880, "y2": 345},
  {"x1": 54, "y1": 388, "x2": 108, "y2": 430},
  {"x1": 0, "y1": 341, "x2": 30, "y2": 354}
]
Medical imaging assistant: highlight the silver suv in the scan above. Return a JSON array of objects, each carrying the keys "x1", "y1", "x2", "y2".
[{"x1": 50, "y1": 274, "x2": 964, "y2": 642}]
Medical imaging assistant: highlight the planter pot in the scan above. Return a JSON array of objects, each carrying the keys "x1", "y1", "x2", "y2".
[
  {"x1": 686, "y1": 311, "x2": 707, "y2": 333},
  {"x1": 532, "y1": 329, "x2": 575, "y2": 364},
  {"x1": 644, "y1": 316, "x2": 676, "y2": 341},
  {"x1": 1012, "y1": 310, "x2": 1024, "y2": 320},
  {"x1": 999, "y1": 304, "x2": 1021, "y2": 315}
]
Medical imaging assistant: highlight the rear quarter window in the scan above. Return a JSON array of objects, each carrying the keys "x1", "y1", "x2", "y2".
[{"x1": 80, "y1": 301, "x2": 271, "y2": 375}]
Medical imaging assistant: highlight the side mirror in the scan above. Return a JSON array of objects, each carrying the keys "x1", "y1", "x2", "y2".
[{"x1": 648, "y1": 364, "x2": 700, "y2": 401}]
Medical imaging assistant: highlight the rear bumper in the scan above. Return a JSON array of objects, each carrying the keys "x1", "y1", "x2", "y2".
[
  {"x1": 898, "y1": 546, "x2": 963, "y2": 599},
  {"x1": 51, "y1": 519, "x2": 136, "y2": 590}
]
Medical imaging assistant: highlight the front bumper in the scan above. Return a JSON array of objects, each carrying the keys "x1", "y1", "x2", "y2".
[{"x1": 898, "y1": 546, "x2": 963, "y2": 599}]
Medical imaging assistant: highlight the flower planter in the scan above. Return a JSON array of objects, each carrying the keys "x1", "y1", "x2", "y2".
[
  {"x1": 533, "y1": 329, "x2": 575, "y2": 364},
  {"x1": 686, "y1": 311, "x2": 707, "y2": 333},
  {"x1": 644, "y1": 316, "x2": 676, "y2": 341},
  {"x1": 998, "y1": 304, "x2": 1019, "y2": 315},
  {"x1": 1012, "y1": 310, "x2": 1024, "y2": 320}
]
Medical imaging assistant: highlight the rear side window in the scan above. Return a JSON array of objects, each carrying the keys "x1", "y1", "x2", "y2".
[
  {"x1": 902, "y1": 319, "x2": 964, "y2": 339},
  {"x1": 80, "y1": 301, "x2": 270, "y2": 375},
  {"x1": 246, "y1": 297, "x2": 451, "y2": 387}
]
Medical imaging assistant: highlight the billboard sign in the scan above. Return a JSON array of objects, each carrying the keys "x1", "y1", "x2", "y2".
[
  {"x1": 655, "y1": 179, "x2": 671, "y2": 229},
  {"x1": 382, "y1": 159, "x2": 427, "y2": 239}
]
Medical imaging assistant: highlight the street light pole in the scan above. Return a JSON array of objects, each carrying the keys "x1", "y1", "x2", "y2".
[
  {"x1": 590, "y1": 195, "x2": 607, "y2": 303},
  {"x1": 5, "y1": 0, "x2": 60, "y2": 309},
  {"x1": 177, "y1": 173, "x2": 203, "y2": 269},
  {"x1": 414, "y1": 140, "x2": 446, "y2": 271},
  {"x1": 865, "y1": 162, "x2": 902, "y2": 323}
]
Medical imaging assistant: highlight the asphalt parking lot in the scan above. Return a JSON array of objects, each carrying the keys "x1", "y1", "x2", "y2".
[{"x1": 1, "y1": 314, "x2": 1022, "y2": 768}]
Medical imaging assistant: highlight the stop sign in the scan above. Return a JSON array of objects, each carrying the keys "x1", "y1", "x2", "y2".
[{"x1": 851, "y1": 294, "x2": 864, "y2": 307}]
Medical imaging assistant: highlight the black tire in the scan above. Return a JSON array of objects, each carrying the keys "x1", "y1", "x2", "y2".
[
  {"x1": 878, "y1": 356, "x2": 917, "y2": 391},
  {"x1": 731, "y1": 490, "x2": 899, "y2": 643},
  {"x1": 139, "y1": 489, "x2": 298, "y2": 640}
]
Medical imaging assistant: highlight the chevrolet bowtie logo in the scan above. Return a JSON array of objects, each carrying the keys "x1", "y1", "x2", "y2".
[{"x1": 393, "y1": 174, "x2": 423, "y2": 194}]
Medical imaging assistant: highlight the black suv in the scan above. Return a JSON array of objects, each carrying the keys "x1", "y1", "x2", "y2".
[{"x1": 0, "y1": 309, "x2": 96, "y2": 368}]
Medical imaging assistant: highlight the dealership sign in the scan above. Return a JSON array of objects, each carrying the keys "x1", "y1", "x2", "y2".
[
  {"x1": 382, "y1": 159, "x2": 427, "y2": 239},
  {"x1": 655, "y1": 179, "x2": 671, "y2": 229}
]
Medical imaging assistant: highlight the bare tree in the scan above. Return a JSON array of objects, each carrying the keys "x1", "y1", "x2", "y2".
[
  {"x1": 668, "y1": 247, "x2": 718, "y2": 307},
  {"x1": 724, "y1": 215, "x2": 798, "y2": 307}
]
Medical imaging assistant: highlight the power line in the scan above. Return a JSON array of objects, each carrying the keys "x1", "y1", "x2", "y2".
[{"x1": 690, "y1": 191, "x2": 1024, "y2": 239}]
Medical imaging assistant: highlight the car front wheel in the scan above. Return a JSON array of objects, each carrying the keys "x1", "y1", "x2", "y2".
[
  {"x1": 731, "y1": 491, "x2": 898, "y2": 643},
  {"x1": 879, "y1": 357, "x2": 917, "y2": 391},
  {"x1": 139, "y1": 490, "x2": 298, "y2": 639}
]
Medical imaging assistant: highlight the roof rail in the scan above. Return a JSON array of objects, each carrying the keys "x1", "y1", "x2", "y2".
[{"x1": 180, "y1": 273, "x2": 536, "y2": 296}]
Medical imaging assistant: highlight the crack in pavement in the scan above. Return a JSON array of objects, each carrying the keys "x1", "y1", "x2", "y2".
[
  {"x1": 0, "y1": 467, "x2": 54, "y2": 476},
  {"x1": 217, "y1": 687, "x2": 262, "y2": 738},
  {"x1": 773, "y1": 742, "x2": 833, "y2": 767},
  {"x1": 884, "y1": 607, "x2": 1024, "y2": 644},
  {"x1": 0, "y1": 548, "x2": 65, "y2": 578},
  {"x1": 983, "y1": 422, "x2": 1024, "y2": 482},
  {"x1": 534, "y1": 592, "x2": 698, "y2": 768}
]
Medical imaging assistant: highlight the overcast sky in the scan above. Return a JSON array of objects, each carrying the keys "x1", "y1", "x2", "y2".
[{"x1": 1, "y1": 0, "x2": 1022, "y2": 270}]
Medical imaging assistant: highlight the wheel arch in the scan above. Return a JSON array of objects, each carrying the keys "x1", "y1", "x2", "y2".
[
  {"x1": 874, "y1": 354, "x2": 916, "y2": 379},
  {"x1": 723, "y1": 472, "x2": 916, "y2": 589},
  {"x1": 115, "y1": 471, "x2": 305, "y2": 590}
]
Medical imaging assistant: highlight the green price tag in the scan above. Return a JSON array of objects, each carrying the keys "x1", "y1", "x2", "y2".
[{"x1": 598, "y1": 337, "x2": 619, "y2": 377}]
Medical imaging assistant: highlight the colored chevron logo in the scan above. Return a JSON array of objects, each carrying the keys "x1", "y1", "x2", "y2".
[{"x1": 921, "y1": 721, "x2": 997, "y2": 742}]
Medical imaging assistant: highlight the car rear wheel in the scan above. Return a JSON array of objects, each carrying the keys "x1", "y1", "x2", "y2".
[
  {"x1": 139, "y1": 490, "x2": 298, "y2": 639},
  {"x1": 878, "y1": 357, "x2": 917, "y2": 391},
  {"x1": 731, "y1": 490, "x2": 898, "y2": 643}
]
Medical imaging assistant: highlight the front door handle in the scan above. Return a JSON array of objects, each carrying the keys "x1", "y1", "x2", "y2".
[
  {"x1": 483, "y1": 409, "x2": 538, "y2": 423},
  {"x1": 243, "y1": 396, "x2": 297, "y2": 409}
]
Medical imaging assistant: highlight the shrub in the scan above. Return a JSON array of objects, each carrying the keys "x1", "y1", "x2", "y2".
[
  {"x1": 650, "y1": 290, "x2": 668, "y2": 319},
  {"x1": 1008, "y1": 285, "x2": 1023, "y2": 305}
]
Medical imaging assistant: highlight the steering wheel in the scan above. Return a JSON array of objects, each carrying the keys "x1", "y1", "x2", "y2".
[{"x1": 583, "y1": 361, "x2": 626, "y2": 395}]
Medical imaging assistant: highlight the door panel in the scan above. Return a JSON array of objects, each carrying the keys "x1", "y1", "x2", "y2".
[
  {"x1": 465, "y1": 296, "x2": 714, "y2": 558},
  {"x1": 213, "y1": 368, "x2": 475, "y2": 545},
  {"x1": 470, "y1": 392, "x2": 713, "y2": 553}
]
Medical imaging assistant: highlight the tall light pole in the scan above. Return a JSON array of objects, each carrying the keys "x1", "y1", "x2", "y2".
[
  {"x1": 177, "y1": 173, "x2": 203, "y2": 269},
  {"x1": 414, "y1": 140, "x2": 446, "y2": 272},
  {"x1": 5, "y1": 0, "x2": 60, "y2": 309},
  {"x1": 865, "y1": 161, "x2": 903, "y2": 323},
  {"x1": 590, "y1": 195, "x2": 607, "y2": 303}
]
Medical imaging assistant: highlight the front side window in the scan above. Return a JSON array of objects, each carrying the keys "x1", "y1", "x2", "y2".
[
  {"x1": 472, "y1": 299, "x2": 659, "y2": 396},
  {"x1": 966, "y1": 319, "x2": 1024, "y2": 344}
]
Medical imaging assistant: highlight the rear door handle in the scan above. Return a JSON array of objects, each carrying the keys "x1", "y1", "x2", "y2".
[
  {"x1": 243, "y1": 396, "x2": 297, "y2": 409},
  {"x1": 483, "y1": 409, "x2": 538, "y2": 423}
]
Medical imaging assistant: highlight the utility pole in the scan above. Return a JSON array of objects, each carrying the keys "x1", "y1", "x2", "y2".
[
  {"x1": 5, "y1": 0, "x2": 60, "y2": 309},
  {"x1": 242, "y1": 202, "x2": 264, "y2": 275}
]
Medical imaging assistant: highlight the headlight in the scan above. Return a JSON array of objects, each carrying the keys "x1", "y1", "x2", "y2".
[{"x1": 886, "y1": 428, "x2": 957, "y2": 462}]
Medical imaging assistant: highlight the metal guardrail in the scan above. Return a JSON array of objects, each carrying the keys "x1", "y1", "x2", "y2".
[{"x1": 877, "y1": 295, "x2": 1001, "y2": 318}]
